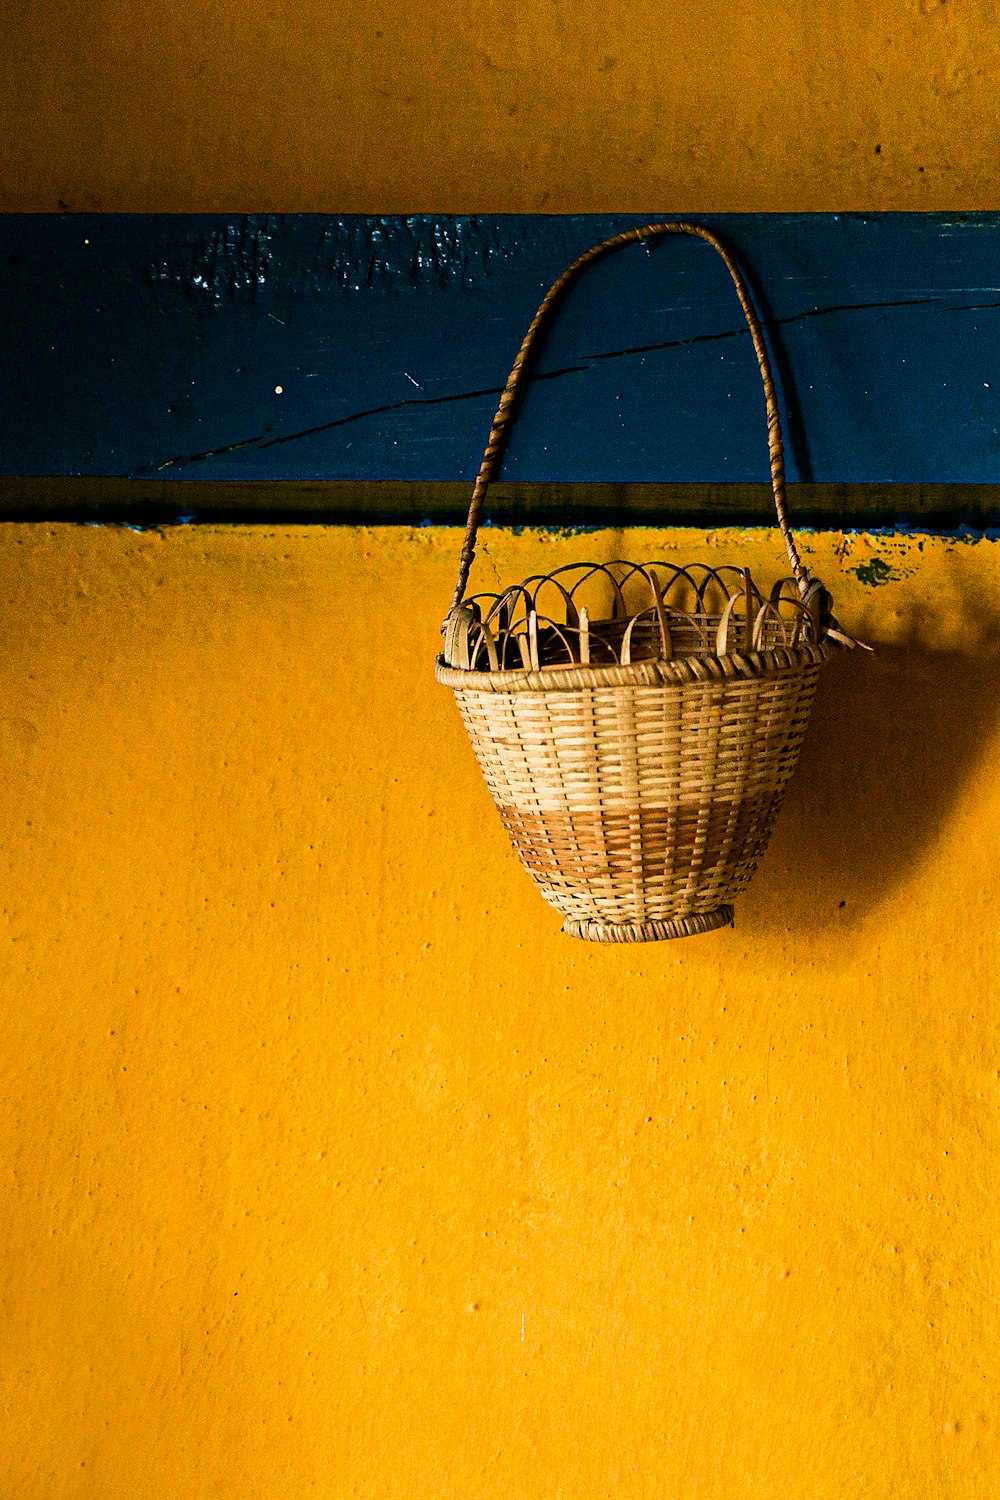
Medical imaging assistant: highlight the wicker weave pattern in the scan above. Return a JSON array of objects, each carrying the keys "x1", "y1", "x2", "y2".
[{"x1": 450, "y1": 656, "x2": 823, "y2": 925}]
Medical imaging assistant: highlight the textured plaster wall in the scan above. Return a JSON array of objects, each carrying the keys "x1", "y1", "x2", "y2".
[
  {"x1": 2, "y1": 0, "x2": 1000, "y2": 212},
  {"x1": 2, "y1": 523, "x2": 999, "y2": 1497}
]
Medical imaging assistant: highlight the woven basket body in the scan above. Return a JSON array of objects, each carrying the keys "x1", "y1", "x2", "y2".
[
  {"x1": 440, "y1": 646, "x2": 825, "y2": 941},
  {"x1": 438, "y1": 222, "x2": 851, "y2": 942}
]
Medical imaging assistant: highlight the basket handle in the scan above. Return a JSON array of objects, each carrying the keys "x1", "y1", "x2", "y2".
[{"x1": 449, "y1": 221, "x2": 815, "y2": 616}]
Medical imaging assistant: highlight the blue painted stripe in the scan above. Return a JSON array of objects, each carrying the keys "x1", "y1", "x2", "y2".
[{"x1": 2, "y1": 213, "x2": 1000, "y2": 485}]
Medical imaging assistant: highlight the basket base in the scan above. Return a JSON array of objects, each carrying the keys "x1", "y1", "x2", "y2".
[{"x1": 562, "y1": 907, "x2": 735, "y2": 943}]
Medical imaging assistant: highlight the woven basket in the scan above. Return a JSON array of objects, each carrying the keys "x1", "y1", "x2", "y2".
[{"x1": 436, "y1": 222, "x2": 858, "y2": 943}]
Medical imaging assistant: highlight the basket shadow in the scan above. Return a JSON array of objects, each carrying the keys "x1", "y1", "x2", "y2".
[{"x1": 747, "y1": 636, "x2": 1000, "y2": 934}]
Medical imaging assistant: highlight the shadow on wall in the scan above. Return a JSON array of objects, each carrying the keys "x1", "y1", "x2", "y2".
[
  {"x1": 750, "y1": 585, "x2": 1000, "y2": 935},
  {"x1": 469, "y1": 530, "x2": 1000, "y2": 939}
]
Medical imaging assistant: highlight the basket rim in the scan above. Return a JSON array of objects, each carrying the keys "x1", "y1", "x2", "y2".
[{"x1": 435, "y1": 640, "x2": 830, "y2": 693}]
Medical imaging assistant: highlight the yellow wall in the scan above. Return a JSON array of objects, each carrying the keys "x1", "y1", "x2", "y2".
[
  {"x1": 2, "y1": 0, "x2": 1000, "y2": 211},
  {"x1": 2, "y1": 522, "x2": 999, "y2": 1497}
]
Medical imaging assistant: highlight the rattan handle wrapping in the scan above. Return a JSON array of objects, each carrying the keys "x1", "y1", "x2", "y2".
[{"x1": 450, "y1": 221, "x2": 813, "y2": 615}]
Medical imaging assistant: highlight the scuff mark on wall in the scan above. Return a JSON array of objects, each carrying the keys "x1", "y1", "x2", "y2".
[
  {"x1": 147, "y1": 216, "x2": 276, "y2": 304},
  {"x1": 145, "y1": 216, "x2": 539, "y2": 302},
  {"x1": 300, "y1": 215, "x2": 528, "y2": 294}
]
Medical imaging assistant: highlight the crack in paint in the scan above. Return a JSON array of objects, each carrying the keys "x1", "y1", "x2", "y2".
[
  {"x1": 580, "y1": 296, "x2": 940, "y2": 364},
  {"x1": 143, "y1": 295, "x2": 948, "y2": 474},
  {"x1": 146, "y1": 371, "x2": 586, "y2": 473}
]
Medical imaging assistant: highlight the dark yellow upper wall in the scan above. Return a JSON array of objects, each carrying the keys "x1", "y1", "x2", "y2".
[{"x1": 3, "y1": 0, "x2": 998, "y2": 213}]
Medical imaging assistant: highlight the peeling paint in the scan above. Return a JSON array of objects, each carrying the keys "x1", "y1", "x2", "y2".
[{"x1": 852, "y1": 556, "x2": 899, "y2": 586}]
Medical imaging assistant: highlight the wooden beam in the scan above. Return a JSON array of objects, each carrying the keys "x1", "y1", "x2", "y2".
[{"x1": 2, "y1": 214, "x2": 1000, "y2": 509}]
